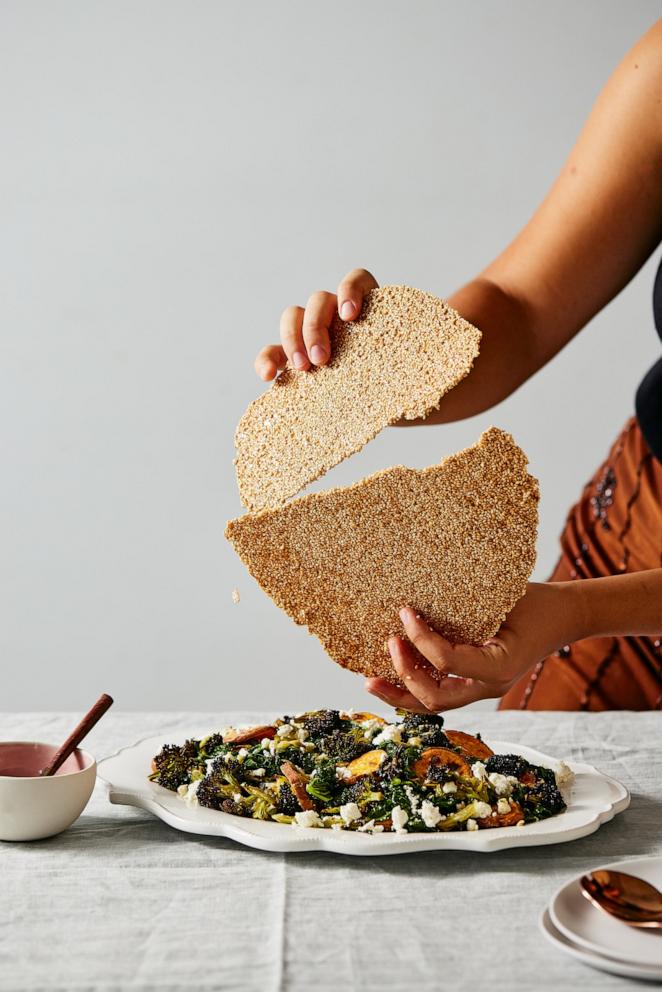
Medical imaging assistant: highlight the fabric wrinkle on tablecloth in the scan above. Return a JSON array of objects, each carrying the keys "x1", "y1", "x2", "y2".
[{"x1": 0, "y1": 711, "x2": 660, "y2": 992}]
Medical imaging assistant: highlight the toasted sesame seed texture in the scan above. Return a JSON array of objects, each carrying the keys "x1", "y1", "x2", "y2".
[
  {"x1": 225, "y1": 428, "x2": 539, "y2": 683},
  {"x1": 235, "y1": 285, "x2": 481, "y2": 511}
]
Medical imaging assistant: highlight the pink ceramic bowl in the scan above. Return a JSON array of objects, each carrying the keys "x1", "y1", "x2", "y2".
[{"x1": 0, "y1": 742, "x2": 96, "y2": 841}]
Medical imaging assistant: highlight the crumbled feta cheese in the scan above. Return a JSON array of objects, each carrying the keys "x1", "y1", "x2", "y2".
[
  {"x1": 488, "y1": 772, "x2": 514, "y2": 797},
  {"x1": 336, "y1": 766, "x2": 353, "y2": 781},
  {"x1": 497, "y1": 798, "x2": 511, "y2": 815},
  {"x1": 296, "y1": 728, "x2": 308, "y2": 742},
  {"x1": 260, "y1": 738, "x2": 271, "y2": 750},
  {"x1": 177, "y1": 779, "x2": 201, "y2": 807},
  {"x1": 233, "y1": 792, "x2": 242, "y2": 803},
  {"x1": 466, "y1": 818, "x2": 479, "y2": 831},
  {"x1": 205, "y1": 757, "x2": 217, "y2": 774},
  {"x1": 421, "y1": 800, "x2": 442, "y2": 828},
  {"x1": 404, "y1": 785, "x2": 420, "y2": 814},
  {"x1": 358, "y1": 819, "x2": 384, "y2": 834},
  {"x1": 391, "y1": 805, "x2": 409, "y2": 834},
  {"x1": 555, "y1": 760, "x2": 575, "y2": 789},
  {"x1": 251, "y1": 768, "x2": 266, "y2": 777},
  {"x1": 360, "y1": 718, "x2": 384, "y2": 738},
  {"x1": 473, "y1": 801, "x2": 493, "y2": 820},
  {"x1": 373, "y1": 724, "x2": 403, "y2": 746},
  {"x1": 293, "y1": 810, "x2": 323, "y2": 828},
  {"x1": 339, "y1": 802, "x2": 361, "y2": 826},
  {"x1": 276, "y1": 724, "x2": 294, "y2": 738},
  {"x1": 442, "y1": 781, "x2": 457, "y2": 794},
  {"x1": 471, "y1": 761, "x2": 487, "y2": 780},
  {"x1": 237, "y1": 748, "x2": 248, "y2": 762}
]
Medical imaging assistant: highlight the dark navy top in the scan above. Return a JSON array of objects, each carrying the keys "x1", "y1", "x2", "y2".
[{"x1": 635, "y1": 256, "x2": 662, "y2": 462}]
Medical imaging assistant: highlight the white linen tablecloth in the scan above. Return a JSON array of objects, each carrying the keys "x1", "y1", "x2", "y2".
[{"x1": 1, "y1": 710, "x2": 660, "y2": 992}]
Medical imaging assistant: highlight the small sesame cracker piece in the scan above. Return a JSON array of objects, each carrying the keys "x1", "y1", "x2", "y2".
[{"x1": 234, "y1": 286, "x2": 481, "y2": 511}]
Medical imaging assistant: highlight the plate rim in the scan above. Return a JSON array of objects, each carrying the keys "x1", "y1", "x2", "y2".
[
  {"x1": 549, "y1": 856, "x2": 662, "y2": 969},
  {"x1": 539, "y1": 907, "x2": 662, "y2": 981},
  {"x1": 97, "y1": 731, "x2": 630, "y2": 856}
]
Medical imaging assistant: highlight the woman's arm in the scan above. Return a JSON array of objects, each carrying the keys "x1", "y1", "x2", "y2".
[
  {"x1": 407, "y1": 18, "x2": 662, "y2": 424},
  {"x1": 255, "y1": 21, "x2": 662, "y2": 421},
  {"x1": 365, "y1": 569, "x2": 662, "y2": 713}
]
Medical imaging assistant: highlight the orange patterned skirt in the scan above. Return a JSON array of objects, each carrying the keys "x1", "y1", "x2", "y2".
[{"x1": 499, "y1": 417, "x2": 662, "y2": 710}]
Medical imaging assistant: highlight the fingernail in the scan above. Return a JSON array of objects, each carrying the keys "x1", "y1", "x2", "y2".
[
  {"x1": 340, "y1": 300, "x2": 355, "y2": 320},
  {"x1": 399, "y1": 607, "x2": 411, "y2": 624},
  {"x1": 293, "y1": 351, "x2": 307, "y2": 370},
  {"x1": 310, "y1": 344, "x2": 327, "y2": 365}
]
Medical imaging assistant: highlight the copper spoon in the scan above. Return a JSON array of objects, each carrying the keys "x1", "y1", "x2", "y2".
[
  {"x1": 580, "y1": 870, "x2": 662, "y2": 929},
  {"x1": 40, "y1": 693, "x2": 114, "y2": 776}
]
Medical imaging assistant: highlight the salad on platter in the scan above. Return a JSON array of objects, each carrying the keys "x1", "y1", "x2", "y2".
[{"x1": 149, "y1": 710, "x2": 573, "y2": 834}]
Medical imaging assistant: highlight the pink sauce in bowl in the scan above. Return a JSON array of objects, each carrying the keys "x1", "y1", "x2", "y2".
[{"x1": 0, "y1": 742, "x2": 94, "y2": 778}]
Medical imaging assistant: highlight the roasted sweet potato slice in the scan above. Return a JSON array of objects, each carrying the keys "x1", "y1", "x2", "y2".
[
  {"x1": 413, "y1": 747, "x2": 471, "y2": 781},
  {"x1": 343, "y1": 749, "x2": 387, "y2": 783},
  {"x1": 477, "y1": 800, "x2": 525, "y2": 829},
  {"x1": 445, "y1": 730, "x2": 494, "y2": 761},
  {"x1": 280, "y1": 761, "x2": 315, "y2": 811},
  {"x1": 344, "y1": 712, "x2": 387, "y2": 725},
  {"x1": 224, "y1": 724, "x2": 276, "y2": 744}
]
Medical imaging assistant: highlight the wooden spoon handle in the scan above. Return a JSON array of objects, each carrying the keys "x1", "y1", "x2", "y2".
[{"x1": 41, "y1": 693, "x2": 114, "y2": 776}]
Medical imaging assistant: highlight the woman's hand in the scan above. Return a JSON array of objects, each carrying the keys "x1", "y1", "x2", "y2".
[
  {"x1": 254, "y1": 268, "x2": 379, "y2": 381},
  {"x1": 365, "y1": 582, "x2": 584, "y2": 713}
]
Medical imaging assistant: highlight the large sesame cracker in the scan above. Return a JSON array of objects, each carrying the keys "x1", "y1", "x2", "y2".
[
  {"x1": 225, "y1": 428, "x2": 539, "y2": 683},
  {"x1": 235, "y1": 285, "x2": 481, "y2": 511}
]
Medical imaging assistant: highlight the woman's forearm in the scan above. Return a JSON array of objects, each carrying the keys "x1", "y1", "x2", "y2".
[
  {"x1": 570, "y1": 568, "x2": 662, "y2": 642},
  {"x1": 397, "y1": 277, "x2": 543, "y2": 426}
]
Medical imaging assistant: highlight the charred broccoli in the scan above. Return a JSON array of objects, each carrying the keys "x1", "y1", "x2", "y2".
[
  {"x1": 151, "y1": 740, "x2": 202, "y2": 791},
  {"x1": 378, "y1": 745, "x2": 423, "y2": 783},
  {"x1": 302, "y1": 709, "x2": 344, "y2": 738},
  {"x1": 219, "y1": 799, "x2": 246, "y2": 817},
  {"x1": 519, "y1": 779, "x2": 566, "y2": 822},
  {"x1": 401, "y1": 711, "x2": 445, "y2": 732},
  {"x1": 200, "y1": 733, "x2": 225, "y2": 759},
  {"x1": 485, "y1": 754, "x2": 532, "y2": 779},
  {"x1": 197, "y1": 775, "x2": 229, "y2": 810},
  {"x1": 321, "y1": 730, "x2": 371, "y2": 763},
  {"x1": 276, "y1": 783, "x2": 301, "y2": 816},
  {"x1": 400, "y1": 712, "x2": 449, "y2": 747},
  {"x1": 338, "y1": 778, "x2": 383, "y2": 809}
]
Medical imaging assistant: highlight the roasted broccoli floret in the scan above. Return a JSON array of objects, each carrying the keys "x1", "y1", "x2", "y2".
[
  {"x1": 338, "y1": 778, "x2": 383, "y2": 809},
  {"x1": 484, "y1": 754, "x2": 532, "y2": 779},
  {"x1": 305, "y1": 759, "x2": 338, "y2": 805},
  {"x1": 424, "y1": 759, "x2": 459, "y2": 786},
  {"x1": 400, "y1": 712, "x2": 449, "y2": 747},
  {"x1": 321, "y1": 729, "x2": 371, "y2": 763},
  {"x1": 276, "y1": 783, "x2": 301, "y2": 816},
  {"x1": 519, "y1": 779, "x2": 566, "y2": 822},
  {"x1": 197, "y1": 775, "x2": 229, "y2": 810},
  {"x1": 302, "y1": 709, "x2": 344, "y2": 738},
  {"x1": 219, "y1": 799, "x2": 246, "y2": 817},
  {"x1": 401, "y1": 711, "x2": 445, "y2": 732},
  {"x1": 377, "y1": 745, "x2": 423, "y2": 783},
  {"x1": 200, "y1": 733, "x2": 225, "y2": 759},
  {"x1": 151, "y1": 740, "x2": 202, "y2": 791}
]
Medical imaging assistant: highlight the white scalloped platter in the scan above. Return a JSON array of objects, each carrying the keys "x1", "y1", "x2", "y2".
[{"x1": 97, "y1": 734, "x2": 629, "y2": 856}]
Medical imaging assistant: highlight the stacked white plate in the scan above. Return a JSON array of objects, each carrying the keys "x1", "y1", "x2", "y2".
[{"x1": 541, "y1": 856, "x2": 662, "y2": 981}]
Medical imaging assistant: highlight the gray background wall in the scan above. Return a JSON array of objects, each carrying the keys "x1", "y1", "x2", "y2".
[{"x1": 2, "y1": 1, "x2": 660, "y2": 714}]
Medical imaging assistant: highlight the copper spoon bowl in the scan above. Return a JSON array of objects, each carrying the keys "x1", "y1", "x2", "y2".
[{"x1": 580, "y1": 869, "x2": 662, "y2": 929}]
